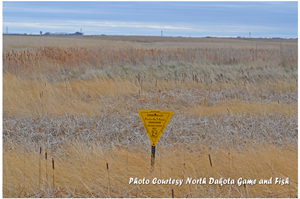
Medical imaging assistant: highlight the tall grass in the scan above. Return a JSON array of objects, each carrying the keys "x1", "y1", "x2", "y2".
[
  {"x1": 3, "y1": 36, "x2": 298, "y2": 198},
  {"x1": 3, "y1": 142, "x2": 297, "y2": 198},
  {"x1": 3, "y1": 72, "x2": 297, "y2": 118},
  {"x1": 3, "y1": 35, "x2": 142, "y2": 52},
  {"x1": 3, "y1": 45, "x2": 297, "y2": 79},
  {"x1": 3, "y1": 35, "x2": 297, "y2": 52}
]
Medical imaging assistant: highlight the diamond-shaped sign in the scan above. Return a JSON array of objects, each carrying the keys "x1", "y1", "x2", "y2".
[{"x1": 138, "y1": 110, "x2": 173, "y2": 146}]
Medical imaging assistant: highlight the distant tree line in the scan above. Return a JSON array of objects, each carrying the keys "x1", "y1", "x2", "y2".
[
  {"x1": 3, "y1": 31, "x2": 84, "y2": 36},
  {"x1": 43, "y1": 31, "x2": 84, "y2": 35}
]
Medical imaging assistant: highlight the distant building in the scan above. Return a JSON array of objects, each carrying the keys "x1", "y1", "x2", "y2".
[{"x1": 74, "y1": 31, "x2": 83, "y2": 35}]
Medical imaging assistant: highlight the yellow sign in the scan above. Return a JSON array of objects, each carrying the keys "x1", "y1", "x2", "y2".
[{"x1": 138, "y1": 110, "x2": 173, "y2": 146}]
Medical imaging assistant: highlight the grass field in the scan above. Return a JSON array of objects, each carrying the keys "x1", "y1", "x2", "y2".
[{"x1": 3, "y1": 35, "x2": 298, "y2": 198}]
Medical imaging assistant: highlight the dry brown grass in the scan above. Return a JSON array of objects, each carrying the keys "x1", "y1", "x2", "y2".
[
  {"x1": 4, "y1": 35, "x2": 297, "y2": 52},
  {"x1": 3, "y1": 36, "x2": 298, "y2": 198},
  {"x1": 3, "y1": 73, "x2": 297, "y2": 118},
  {"x1": 186, "y1": 101, "x2": 297, "y2": 116},
  {"x1": 3, "y1": 35, "x2": 143, "y2": 52},
  {"x1": 3, "y1": 142, "x2": 297, "y2": 198},
  {"x1": 3, "y1": 45, "x2": 297, "y2": 79}
]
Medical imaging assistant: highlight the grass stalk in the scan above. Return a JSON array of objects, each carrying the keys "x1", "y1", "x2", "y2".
[
  {"x1": 52, "y1": 157, "x2": 55, "y2": 190},
  {"x1": 39, "y1": 147, "x2": 41, "y2": 192}
]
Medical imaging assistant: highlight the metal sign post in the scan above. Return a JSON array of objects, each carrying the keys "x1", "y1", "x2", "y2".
[{"x1": 151, "y1": 146, "x2": 156, "y2": 172}]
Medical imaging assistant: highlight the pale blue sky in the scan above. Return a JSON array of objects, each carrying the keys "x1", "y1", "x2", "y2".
[{"x1": 2, "y1": 1, "x2": 298, "y2": 38}]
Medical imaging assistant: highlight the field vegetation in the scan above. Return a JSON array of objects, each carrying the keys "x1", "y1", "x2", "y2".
[{"x1": 3, "y1": 35, "x2": 298, "y2": 197}]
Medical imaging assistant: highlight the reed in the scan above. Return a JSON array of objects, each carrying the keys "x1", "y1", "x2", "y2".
[{"x1": 3, "y1": 45, "x2": 297, "y2": 80}]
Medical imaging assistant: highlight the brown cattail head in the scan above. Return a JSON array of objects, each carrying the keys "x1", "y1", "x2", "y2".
[
  {"x1": 106, "y1": 163, "x2": 109, "y2": 171},
  {"x1": 52, "y1": 158, "x2": 54, "y2": 169},
  {"x1": 45, "y1": 152, "x2": 47, "y2": 159},
  {"x1": 183, "y1": 162, "x2": 185, "y2": 167},
  {"x1": 40, "y1": 147, "x2": 42, "y2": 154}
]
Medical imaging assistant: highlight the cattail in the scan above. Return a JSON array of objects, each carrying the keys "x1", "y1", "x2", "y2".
[
  {"x1": 107, "y1": 163, "x2": 110, "y2": 197},
  {"x1": 52, "y1": 157, "x2": 55, "y2": 190},
  {"x1": 172, "y1": 188, "x2": 174, "y2": 198},
  {"x1": 182, "y1": 162, "x2": 186, "y2": 178},
  {"x1": 45, "y1": 152, "x2": 48, "y2": 185},
  {"x1": 192, "y1": 71, "x2": 194, "y2": 82}
]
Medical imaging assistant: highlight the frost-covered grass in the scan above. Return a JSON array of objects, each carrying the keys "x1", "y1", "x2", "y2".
[{"x1": 3, "y1": 113, "x2": 297, "y2": 152}]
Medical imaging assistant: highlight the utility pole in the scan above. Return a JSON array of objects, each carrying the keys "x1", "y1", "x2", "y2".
[
  {"x1": 249, "y1": 32, "x2": 251, "y2": 38},
  {"x1": 80, "y1": 28, "x2": 82, "y2": 33},
  {"x1": 161, "y1": 30, "x2": 163, "y2": 37}
]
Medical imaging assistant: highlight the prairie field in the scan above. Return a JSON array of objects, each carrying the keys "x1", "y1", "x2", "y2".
[{"x1": 3, "y1": 35, "x2": 298, "y2": 198}]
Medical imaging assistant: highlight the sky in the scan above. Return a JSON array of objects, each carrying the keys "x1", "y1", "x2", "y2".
[{"x1": 2, "y1": 1, "x2": 298, "y2": 38}]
